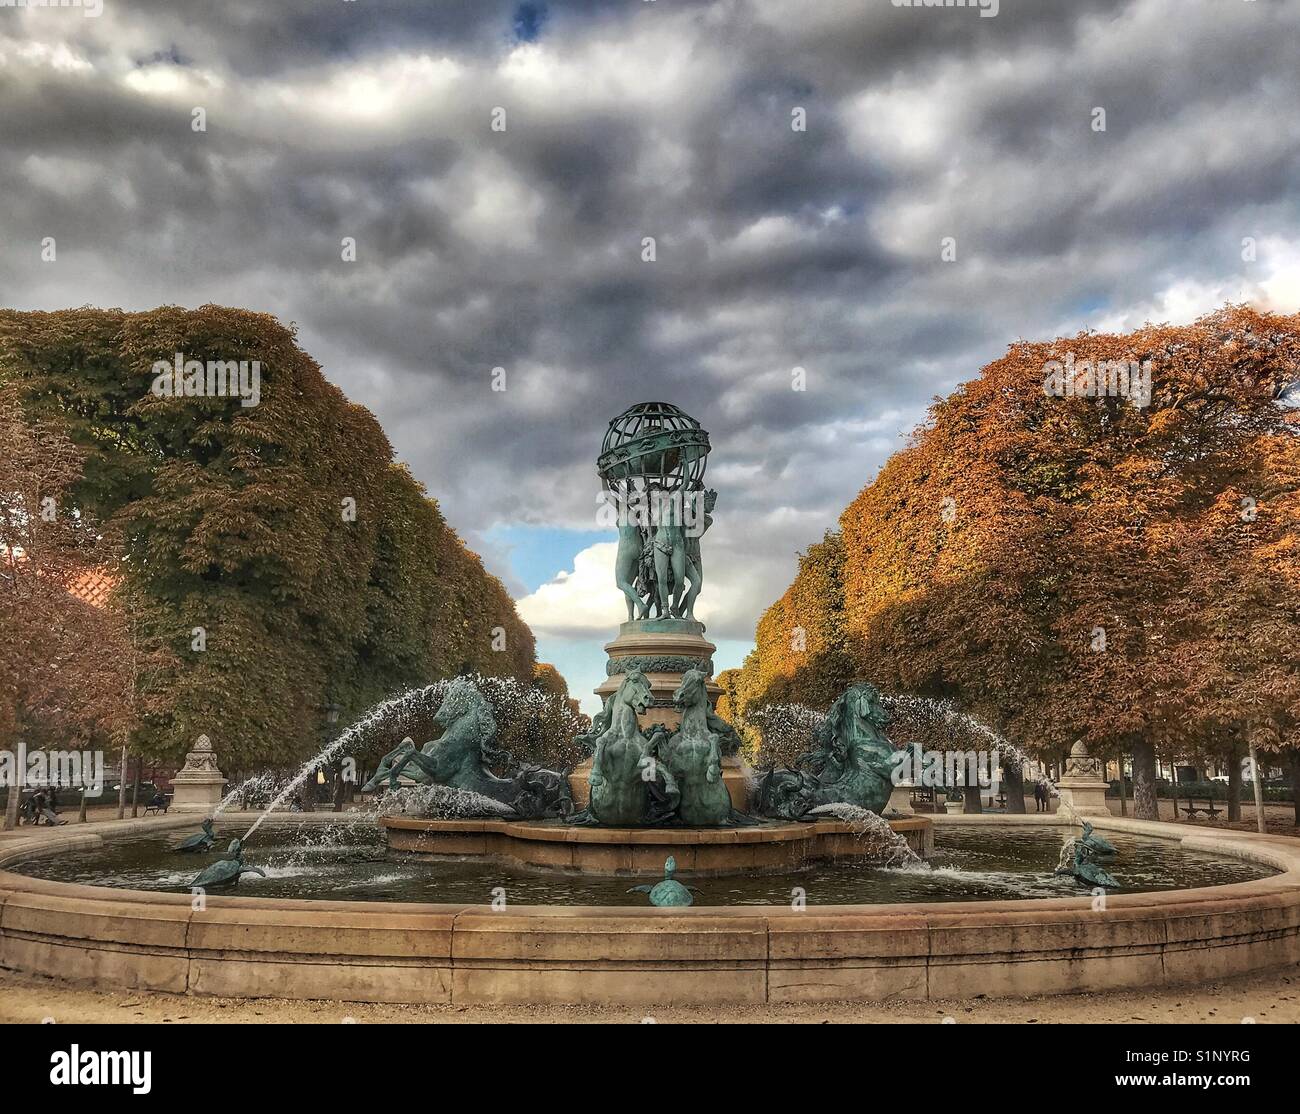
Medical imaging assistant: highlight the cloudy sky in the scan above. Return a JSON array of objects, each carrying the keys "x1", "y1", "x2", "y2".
[{"x1": 3, "y1": 0, "x2": 1299, "y2": 711}]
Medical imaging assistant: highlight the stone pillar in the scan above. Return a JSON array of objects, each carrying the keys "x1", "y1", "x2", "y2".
[
  {"x1": 887, "y1": 781, "x2": 915, "y2": 816},
  {"x1": 570, "y1": 617, "x2": 749, "y2": 811},
  {"x1": 1055, "y1": 739, "x2": 1112, "y2": 818},
  {"x1": 169, "y1": 734, "x2": 227, "y2": 813}
]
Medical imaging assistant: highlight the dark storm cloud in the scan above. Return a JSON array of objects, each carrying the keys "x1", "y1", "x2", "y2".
[{"x1": 2, "y1": 0, "x2": 1299, "y2": 648}]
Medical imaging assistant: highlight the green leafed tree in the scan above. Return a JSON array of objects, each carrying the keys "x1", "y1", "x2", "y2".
[{"x1": 0, "y1": 306, "x2": 543, "y2": 770}]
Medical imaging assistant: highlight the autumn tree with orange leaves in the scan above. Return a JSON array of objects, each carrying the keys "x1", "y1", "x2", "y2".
[
  {"x1": 0, "y1": 383, "x2": 143, "y2": 826},
  {"x1": 735, "y1": 306, "x2": 1300, "y2": 822},
  {"x1": 0, "y1": 307, "x2": 544, "y2": 775}
]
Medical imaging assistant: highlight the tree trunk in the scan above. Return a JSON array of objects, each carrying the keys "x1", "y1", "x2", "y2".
[
  {"x1": 1227, "y1": 742, "x2": 1243, "y2": 822},
  {"x1": 1116, "y1": 754, "x2": 1128, "y2": 817},
  {"x1": 131, "y1": 755, "x2": 141, "y2": 819},
  {"x1": 78, "y1": 786, "x2": 88, "y2": 824},
  {"x1": 1247, "y1": 735, "x2": 1267, "y2": 835},
  {"x1": 1289, "y1": 749, "x2": 1300, "y2": 827},
  {"x1": 1169, "y1": 758, "x2": 1179, "y2": 821},
  {"x1": 1002, "y1": 764, "x2": 1026, "y2": 814},
  {"x1": 116, "y1": 745, "x2": 127, "y2": 820},
  {"x1": 3, "y1": 782, "x2": 18, "y2": 831},
  {"x1": 332, "y1": 764, "x2": 347, "y2": 812},
  {"x1": 962, "y1": 785, "x2": 983, "y2": 813},
  {"x1": 1131, "y1": 736, "x2": 1159, "y2": 821}
]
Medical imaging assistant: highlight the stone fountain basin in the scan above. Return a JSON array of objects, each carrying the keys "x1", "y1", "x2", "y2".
[
  {"x1": 2, "y1": 813, "x2": 1298, "y2": 1007},
  {"x1": 378, "y1": 816, "x2": 933, "y2": 875}
]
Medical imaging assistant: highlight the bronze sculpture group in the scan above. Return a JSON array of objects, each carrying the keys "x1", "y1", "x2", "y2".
[
  {"x1": 360, "y1": 678, "x2": 572, "y2": 819},
  {"x1": 613, "y1": 483, "x2": 716, "y2": 622},
  {"x1": 568, "y1": 668, "x2": 748, "y2": 827},
  {"x1": 755, "y1": 683, "x2": 897, "y2": 820}
]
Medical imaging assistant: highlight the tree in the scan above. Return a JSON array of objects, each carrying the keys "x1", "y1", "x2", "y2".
[
  {"x1": 0, "y1": 307, "x2": 546, "y2": 771},
  {"x1": 0, "y1": 383, "x2": 140, "y2": 826},
  {"x1": 733, "y1": 307, "x2": 1300, "y2": 822}
]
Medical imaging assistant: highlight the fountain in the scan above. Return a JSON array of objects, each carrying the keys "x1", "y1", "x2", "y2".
[
  {"x1": 8, "y1": 403, "x2": 1300, "y2": 1010},
  {"x1": 374, "y1": 403, "x2": 934, "y2": 871}
]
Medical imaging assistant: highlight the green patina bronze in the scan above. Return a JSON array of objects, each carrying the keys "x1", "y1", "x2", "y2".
[
  {"x1": 175, "y1": 817, "x2": 216, "y2": 853},
  {"x1": 600, "y1": 403, "x2": 716, "y2": 623},
  {"x1": 361, "y1": 678, "x2": 571, "y2": 818},
  {"x1": 568, "y1": 671, "x2": 680, "y2": 826},
  {"x1": 628, "y1": 856, "x2": 697, "y2": 907},
  {"x1": 756, "y1": 682, "x2": 897, "y2": 820},
  {"x1": 1056, "y1": 821, "x2": 1120, "y2": 889},
  {"x1": 189, "y1": 839, "x2": 267, "y2": 890},
  {"x1": 606, "y1": 654, "x2": 714, "y2": 677},
  {"x1": 664, "y1": 669, "x2": 735, "y2": 826}
]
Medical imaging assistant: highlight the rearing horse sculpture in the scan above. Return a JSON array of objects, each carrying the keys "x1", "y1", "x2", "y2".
[
  {"x1": 756, "y1": 682, "x2": 897, "y2": 820},
  {"x1": 663, "y1": 669, "x2": 733, "y2": 826},
  {"x1": 362, "y1": 679, "x2": 571, "y2": 818},
  {"x1": 568, "y1": 670, "x2": 680, "y2": 826}
]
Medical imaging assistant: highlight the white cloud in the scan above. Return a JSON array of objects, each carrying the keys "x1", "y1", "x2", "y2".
[{"x1": 516, "y1": 543, "x2": 626, "y2": 637}]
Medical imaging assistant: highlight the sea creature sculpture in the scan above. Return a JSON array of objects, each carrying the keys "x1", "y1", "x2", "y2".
[
  {"x1": 663, "y1": 669, "x2": 735, "y2": 826},
  {"x1": 360, "y1": 679, "x2": 571, "y2": 819},
  {"x1": 567, "y1": 671, "x2": 680, "y2": 826},
  {"x1": 1055, "y1": 820, "x2": 1120, "y2": 889},
  {"x1": 175, "y1": 817, "x2": 216, "y2": 853},
  {"x1": 627, "y1": 856, "x2": 697, "y2": 907},
  {"x1": 189, "y1": 839, "x2": 267, "y2": 890},
  {"x1": 756, "y1": 682, "x2": 896, "y2": 820}
]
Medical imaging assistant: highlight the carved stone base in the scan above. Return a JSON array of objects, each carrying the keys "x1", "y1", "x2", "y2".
[
  {"x1": 169, "y1": 734, "x2": 227, "y2": 813},
  {"x1": 170, "y1": 778, "x2": 227, "y2": 812},
  {"x1": 887, "y1": 782, "x2": 915, "y2": 816},
  {"x1": 1055, "y1": 781, "x2": 1112, "y2": 817},
  {"x1": 1055, "y1": 739, "x2": 1112, "y2": 817},
  {"x1": 594, "y1": 618, "x2": 721, "y2": 730}
]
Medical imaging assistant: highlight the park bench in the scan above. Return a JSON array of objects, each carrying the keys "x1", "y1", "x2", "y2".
[
  {"x1": 144, "y1": 793, "x2": 171, "y2": 815},
  {"x1": 1180, "y1": 798, "x2": 1223, "y2": 820}
]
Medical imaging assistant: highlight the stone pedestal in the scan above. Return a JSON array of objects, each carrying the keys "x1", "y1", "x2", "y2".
[
  {"x1": 593, "y1": 618, "x2": 720, "y2": 729},
  {"x1": 887, "y1": 781, "x2": 915, "y2": 816},
  {"x1": 169, "y1": 734, "x2": 227, "y2": 813},
  {"x1": 1055, "y1": 739, "x2": 1112, "y2": 817}
]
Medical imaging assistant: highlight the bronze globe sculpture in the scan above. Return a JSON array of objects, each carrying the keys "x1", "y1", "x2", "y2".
[
  {"x1": 600, "y1": 402, "x2": 715, "y2": 623},
  {"x1": 597, "y1": 401, "x2": 711, "y2": 497}
]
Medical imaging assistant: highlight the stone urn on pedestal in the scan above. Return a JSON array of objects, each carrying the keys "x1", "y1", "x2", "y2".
[
  {"x1": 169, "y1": 734, "x2": 227, "y2": 812},
  {"x1": 1055, "y1": 739, "x2": 1111, "y2": 817}
]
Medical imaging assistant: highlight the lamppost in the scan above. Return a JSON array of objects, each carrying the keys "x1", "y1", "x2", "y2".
[{"x1": 323, "y1": 702, "x2": 342, "y2": 812}]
